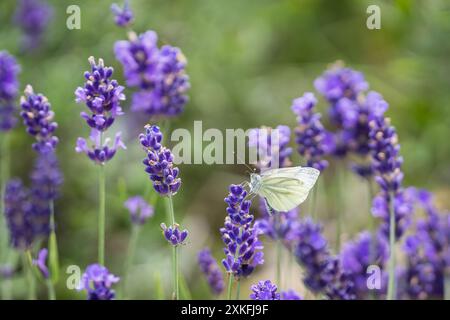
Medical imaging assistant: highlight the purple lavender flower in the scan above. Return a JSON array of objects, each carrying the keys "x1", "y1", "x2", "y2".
[
  {"x1": 314, "y1": 62, "x2": 368, "y2": 107},
  {"x1": 32, "y1": 248, "x2": 49, "y2": 279},
  {"x1": 75, "y1": 57, "x2": 125, "y2": 132},
  {"x1": 221, "y1": 185, "x2": 264, "y2": 278},
  {"x1": 340, "y1": 231, "x2": 389, "y2": 298},
  {"x1": 4, "y1": 179, "x2": 34, "y2": 250},
  {"x1": 291, "y1": 92, "x2": 331, "y2": 171},
  {"x1": 249, "y1": 280, "x2": 280, "y2": 300},
  {"x1": 111, "y1": 1, "x2": 134, "y2": 27},
  {"x1": 30, "y1": 151, "x2": 63, "y2": 202},
  {"x1": 198, "y1": 248, "x2": 225, "y2": 295},
  {"x1": 14, "y1": 0, "x2": 53, "y2": 50},
  {"x1": 401, "y1": 189, "x2": 450, "y2": 299},
  {"x1": 281, "y1": 289, "x2": 303, "y2": 300},
  {"x1": 76, "y1": 130, "x2": 126, "y2": 165},
  {"x1": 79, "y1": 264, "x2": 120, "y2": 300},
  {"x1": 324, "y1": 257, "x2": 356, "y2": 300},
  {"x1": 124, "y1": 196, "x2": 154, "y2": 225},
  {"x1": 139, "y1": 125, "x2": 181, "y2": 196},
  {"x1": 369, "y1": 116, "x2": 412, "y2": 240},
  {"x1": 248, "y1": 125, "x2": 292, "y2": 169},
  {"x1": 160, "y1": 223, "x2": 188, "y2": 246},
  {"x1": 114, "y1": 31, "x2": 190, "y2": 118},
  {"x1": 0, "y1": 51, "x2": 20, "y2": 131},
  {"x1": 20, "y1": 85, "x2": 58, "y2": 153},
  {"x1": 254, "y1": 198, "x2": 299, "y2": 249}
]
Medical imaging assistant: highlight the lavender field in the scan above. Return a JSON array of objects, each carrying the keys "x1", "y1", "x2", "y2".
[{"x1": 0, "y1": 0, "x2": 449, "y2": 301}]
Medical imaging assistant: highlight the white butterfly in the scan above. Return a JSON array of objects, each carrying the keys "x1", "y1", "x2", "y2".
[{"x1": 247, "y1": 166, "x2": 320, "y2": 212}]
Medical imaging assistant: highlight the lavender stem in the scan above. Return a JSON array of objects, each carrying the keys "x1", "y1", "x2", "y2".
[
  {"x1": 445, "y1": 275, "x2": 450, "y2": 300},
  {"x1": 122, "y1": 225, "x2": 140, "y2": 299},
  {"x1": 46, "y1": 278, "x2": 55, "y2": 300},
  {"x1": 0, "y1": 134, "x2": 10, "y2": 261},
  {"x1": 23, "y1": 251, "x2": 36, "y2": 300},
  {"x1": 226, "y1": 273, "x2": 233, "y2": 300},
  {"x1": 235, "y1": 280, "x2": 241, "y2": 300},
  {"x1": 167, "y1": 195, "x2": 179, "y2": 299},
  {"x1": 98, "y1": 148, "x2": 106, "y2": 265}
]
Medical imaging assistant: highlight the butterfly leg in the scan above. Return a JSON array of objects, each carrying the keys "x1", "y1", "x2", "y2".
[{"x1": 263, "y1": 198, "x2": 275, "y2": 216}]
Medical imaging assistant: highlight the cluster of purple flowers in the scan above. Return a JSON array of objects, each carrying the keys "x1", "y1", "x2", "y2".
[
  {"x1": 248, "y1": 125, "x2": 292, "y2": 169},
  {"x1": 124, "y1": 196, "x2": 154, "y2": 225},
  {"x1": 14, "y1": 0, "x2": 53, "y2": 51},
  {"x1": 75, "y1": 57, "x2": 126, "y2": 164},
  {"x1": 139, "y1": 125, "x2": 181, "y2": 196},
  {"x1": 250, "y1": 280, "x2": 280, "y2": 300},
  {"x1": 291, "y1": 92, "x2": 331, "y2": 171},
  {"x1": 340, "y1": 231, "x2": 389, "y2": 298},
  {"x1": 198, "y1": 249, "x2": 225, "y2": 295},
  {"x1": 293, "y1": 218, "x2": 355, "y2": 299},
  {"x1": 20, "y1": 85, "x2": 58, "y2": 153},
  {"x1": 161, "y1": 223, "x2": 188, "y2": 246},
  {"x1": 314, "y1": 63, "x2": 388, "y2": 177},
  {"x1": 111, "y1": 1, "x2": 134, "y2": 28},
  {"x1": 79, "y1": 264, "x2": 120, "y2": 300},
  {"x1": 249, "y1": 280, "x2": 303, "y2": 300},
  {"x1": 369, "y1": 117, "x2": 413, "y2": 240},
  {"x1": 221, "y1": 185, "x2": 264, "y2": 278},
  {"x1": 400, "y1": 189, "x2": 450, "y2": 299},
  {"x1": 114, "y1": 31, "x2": 190, "y2": 118},
  {"x1": 0, "y1": 51, "x2": 20, "y2": 131}
]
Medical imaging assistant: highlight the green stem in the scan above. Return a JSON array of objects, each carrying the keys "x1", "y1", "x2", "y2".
[
  {"x1": 46, "y1": 278, "x2": 56, "y2": 300},
  {"x1": 122, "y1": 225, "x2": 140, "y2": 299},
  {"x1": 98, "y1": 163, "x2": 106, "y2": 265},
  {"x1": 445, "y1": 275, "x2": 450, "y2": 300},
  {"x1": 23, "y1": 251, "x2": 36, "y2": 300},
  {"x1": 310, "y1": 182, "x2": 318, "y2": 220},
  {"x1": 387, "y1": 193, "x2": 396, "y2": 300},
  {"x1": 0, "y1": 134, "x2": 10, "y2": 261},
  {"x1": 226, "y1": 273, "x2": 233, "y2": 300},
  {"x1": 235, "y1": 280, "x2": 241, "y2": 300},
  {"x1": 48, "y1": 200, "x2": 59, "y2": 284},
  {"x1": 167, "y1": 195, "x2": 179, "y2": 300}
]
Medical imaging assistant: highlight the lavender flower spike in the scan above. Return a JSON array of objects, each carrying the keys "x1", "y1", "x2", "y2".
[
  {"x1": 79, "y1": 264, "x2": 120, "y2": 300},
  {"x1": 32, "y1": 248, "x2": 49, "y2": 278},
  {"x1": 250, "y1": 280, "x2": 280, "y2": 300},
  {"x1": 161, "y1": 223, "x2": 188, "y2": 246},
  {"x1": 124, "y1": 196, "x2": 154, "y2": 225},
  {"x1": 111, "y1": 1, "x2": 134, "y2": 27},
  {"x1": 0, "y1": 51, "x2": 21, "y2": 131},
  {"x1": 75, "y1": 56, "x2": 125, "y2": 132},
  {"x1": 291, "y1": 92, "x2": 331, "y2": 171},
  {"x1": 20, "y1": 85, "x2": 58, "y2": 153},
  {"x1": 140, "y1": 125, "x2": 181, "y2": 196},
  {"x1": 76, "y1": 129, "x2": 126, "y2": 165},
  {"x1": 198, "y1": 248, "x2": 225, "y2": 295}
]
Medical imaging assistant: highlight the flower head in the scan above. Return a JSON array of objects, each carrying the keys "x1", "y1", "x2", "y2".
[
  {"x1": 33, "y1": 248, "x2": 49, "y2": 279},
  {"x1": 160, "y1": 223, "x2": 188, "y2": 246},
  {"x1": 250, "y1": 280, "x2": 280, "y2": 300},
  {"x1": 314, "y1": 62, "x2": 368, "y2": 106},
  {"x1": 4, "y1": 179, "x2": 34, "y2": 250},
  {"x1": 198, "y1": 248, "x2": 225, "y2": 295},
  {"x1": 76, "y1": 130, "x2": 126, "y2": 165},
  {"x1": 111, "y1": 1, "x2": 133, "y2": 27},
  {"x1": 114, "y1": 31, "x2": 190, "y2": 118},
  {"x1": 0, "y1": 51, "x2": 20, "y2": 131},
  {"x1": 75, "y1": 57, "x2": 125, "y2": 132},
  {"x1": 140, "y1": 125, "x2": 181, "y2": 196},
  {"x1": 20, "y1": 85, "x2": 58, "y2": 153},
  {"x1": 291, "y1": 92, "x2": 331, "y2": 171},
  {"x1": 79, "y1": 264, "x2": 120, "y2": 300},
  {"x1": 281, "y1": 289, "x2": 303, "y2": 300},
  {"x1": 124, "y1": 196, "x2": 154, "y2": 225},
  {"x1": 221, "y1": 185, "x2": 264, "y2": 278},
  {"x1": 14, "y1": 0, "x2": 53, "y2": 50}
]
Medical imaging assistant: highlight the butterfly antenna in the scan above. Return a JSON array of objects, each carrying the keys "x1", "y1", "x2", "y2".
[{"x1": 233, "y1": 151, "x2": 254, "y2": 172}]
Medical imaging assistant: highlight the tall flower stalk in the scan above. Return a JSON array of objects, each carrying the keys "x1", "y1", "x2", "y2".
[
  {"x1": 75, "y1": 57, "x2": 126, "y2": 265},
  {"x1": 139, "y1": 124, "x2": 185, "y2": 300}
]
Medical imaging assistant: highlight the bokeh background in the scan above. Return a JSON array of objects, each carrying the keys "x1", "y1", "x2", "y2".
[{"x1": 0, "y1": 0, "x2": 449, "y2": 299}]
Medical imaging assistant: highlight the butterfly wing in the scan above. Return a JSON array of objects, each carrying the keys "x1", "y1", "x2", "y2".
[{"x1": 258, "y1": 166, "x2": 319, "y2": 212}]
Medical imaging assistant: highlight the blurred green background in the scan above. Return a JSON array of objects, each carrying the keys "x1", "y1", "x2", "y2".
[{"x1": 0, "y1": 0, "x2": 449, "y2": 299}]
